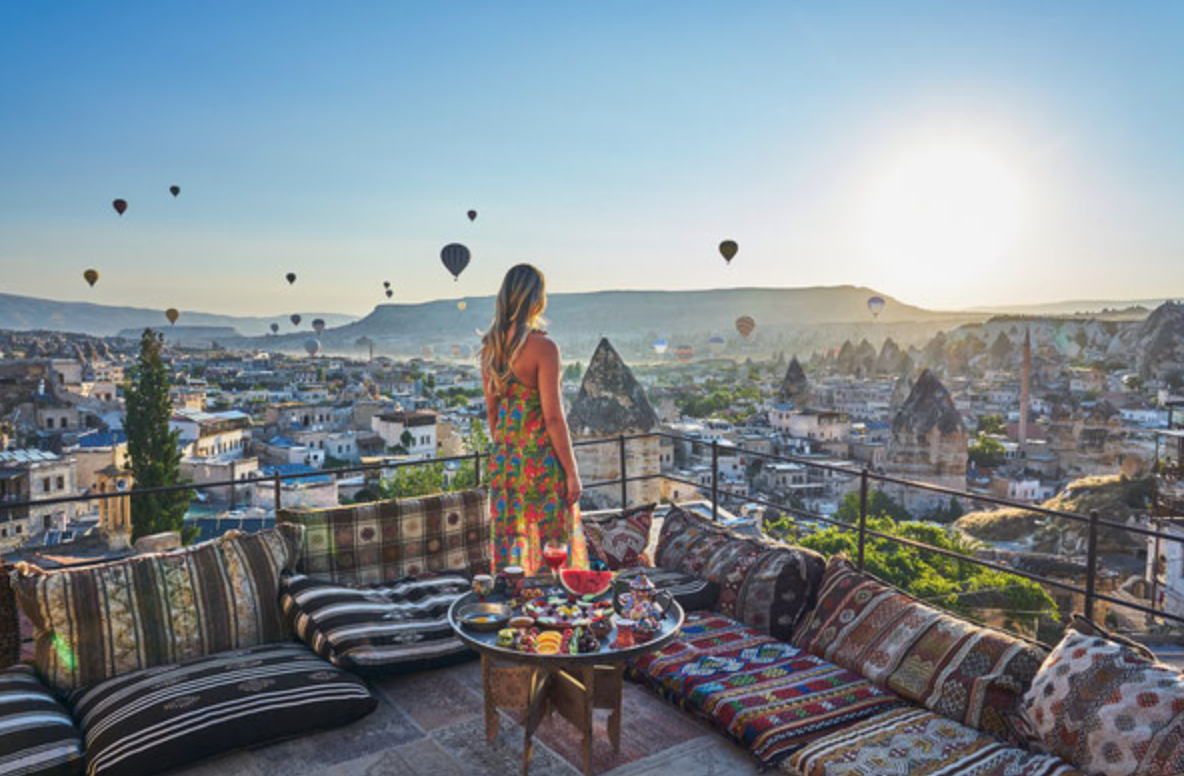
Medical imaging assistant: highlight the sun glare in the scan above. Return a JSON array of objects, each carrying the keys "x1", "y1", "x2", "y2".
[{"x1": 862, "y1": 133, "x2": 1028, "y2": 290}]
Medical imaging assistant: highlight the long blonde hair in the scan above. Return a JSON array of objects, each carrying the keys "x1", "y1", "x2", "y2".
[{"x1": 480, "y1": 264, "x2": 548, "y2": 396}]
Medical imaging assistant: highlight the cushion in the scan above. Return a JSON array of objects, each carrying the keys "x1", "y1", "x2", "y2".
[
  {"x1": 281, "y1": 572, "x2": 474, "y2": 674},
  {"x1": 1067, "y1": 614, "x2": 1155, "y2": 659},
  {"x1": 655, "y1": 505, "x2": 825, "y2": 640},
  {"x1": 69, "y1": 643, "x2": 377, "y2": 776},
  {"x1": 614, "y1": 567, "x2": 720, "y2": 613},
  {"x1": 0, "y1": 665, "x2": 84, "y2": 776},
  {"x1": 11, "y1": 525, "x2": 302, "y2": 694},
  {"x1": 582, "y1": 503, "x2": 655, "y2": 570},
  {"x1": 280, "y1": 488, "x2": 491, "y2": 585},
  {"x1": 1023, "y1": 630, "x2": 1184, "y2": 776},
  {"x1": 792, "y1": 556, "x2": 1047, "y2": 746},
  {"x1": 630, "y1": 613, "x2": 906, "y2": 767},
  {"x1": 786, "y1": 707, "x2": 1082, "y2": 776}
]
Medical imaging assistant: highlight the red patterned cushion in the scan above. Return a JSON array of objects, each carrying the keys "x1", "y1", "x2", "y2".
[
  {"x1": 793, "y1": 555, "x2": 1047, "y2": 746},
  {"x1": 1024, "y1": 630, "x2": 1184, "y2": 776},
  {"x1": 582, "y1": 503, "x2": 655, "y2": 570}
]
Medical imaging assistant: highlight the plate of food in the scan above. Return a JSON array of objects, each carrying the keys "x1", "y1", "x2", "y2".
[{"x1": 523, "y1": 595, "x2": 614, "y2": 631}]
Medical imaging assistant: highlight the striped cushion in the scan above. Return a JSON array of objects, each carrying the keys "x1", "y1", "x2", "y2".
[
  {"x1": 68, "y1": 643, "x2": 376, "y2": 776},
  {"x1": 280, "y1": 488, "x2": 491, "y2": 585},
  {"x1": 613, "y1": 567, "x2": 719, "y2": 612},
  {"x1": 281, "y1": 573, "x2": 474, "y2": 674},
  {"x1": 11, "y1": 525, "x2": 302, "y2": 694},
  {"x1": 0, "y1": 665, "x2": 83, "y2": 776}
]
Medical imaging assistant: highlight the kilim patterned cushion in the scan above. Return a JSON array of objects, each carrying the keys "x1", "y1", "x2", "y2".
[
  {"x1": 11, "y1": 525, "x2": 302, "y2": 694},
  {"x1": 785, "y1": 707, "x2": 1082, "y2": 776},
  {"x1": 630, "y1": 613, "x2": 906, "y2": 767},
  {"x1": 0, "y1": 664, "x2": 84, "y2": 776},
  {"x1": 281, "y1": 572, "x2": 474, "y2": 674},
  {"x1": 582, "y1": 503, "x2": 656, "y2": 570},
  {"x1": 792, "y1": 556, "x2": 1048, "y2": 747},
  {"x1": 68, "y1": 643, "x2": 376, "y2": 776},
  {"x1": 1023, "y1": 630, "x2": 1184, "y2": 776},
  {"x1": 654, "y1": 505, "x2": 825, "y2": 640},
  {"x1": 1, "y1": 562, "x2": 19, "y2": 668},
  {"x1": 280, "y1": 488, "x2": 491, "y2": 585}
]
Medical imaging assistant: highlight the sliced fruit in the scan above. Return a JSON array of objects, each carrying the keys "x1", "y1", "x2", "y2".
[{"x1": 560, "y1": 569, "x2": 615, "y2": 598}]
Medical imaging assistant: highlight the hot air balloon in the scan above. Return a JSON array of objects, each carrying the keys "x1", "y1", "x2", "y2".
[
  {"x1": 440, "y1": 243, "x2": 471, "y2": 280},
  {"x1": 383, "y1": 281, "x2": 391, "y2": 289},
  {"x1": 735, "y1": 315, "x2": 756, "y2": 338},
  {"x1": 467, "y1": 209, "x2": 477, "y2": 222},
  {"x1": 312, "y1": 318, "x2": 325, "y2": 336},
  {"x1": 457, "y1": 300, "x2": 467, "y2": 311},
  {"x1": 867, "y1": 296, "x2": 886, "y2": 318},
  {"x1": 112, "y1": 199, "x2": 127, "y2": 216},
  {"x1": 304, "y1": 338, "x2": 319, "y2": 357},
  {"x1": 83, "y1": 269, "x2": 99, "y2": 287},
  {"x1": 165, "y1": 308, "x2": 180, "y2": 325},
  {"x1": 385, "y1": 289, "x2": 393, "y2": 299},
  {"x1": 676, "y1": 345, "x2": 694, "y2": 363},
  {"x1": 719, "y1": 240, "x2": 738, "y2": 264},
  {"x1": 422, "y1": 346, "x2": 433, "y2": 359},
  {"x1": 451, "y1": 344, "x2": 462, "y2": 358},
  {"x1": 169, "y1": 185, "x2": 180, "y2": 197},
  {"x1": 708, "y1": 335, "x2": 727, "y2": 355},
  {"x1": 652, "y1": 338, "x2": 668, "y2": 355},
  {"x1": 286, "y1": 272, "x2": 297, "y2": 285},
  {"x1": 270, "y1": 323, "x2": 279, "y2": 334},
  {"x1": 290, "y1": 314, "x2": 302, "y2": 326}
]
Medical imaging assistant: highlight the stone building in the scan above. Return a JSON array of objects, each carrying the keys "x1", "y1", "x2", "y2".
[
  {"x1": 567, "y1": 339, "x2": 661, "y2": 509},
  {"x1": 883, "y1": 368, "x2": 968, "y2": 513}
]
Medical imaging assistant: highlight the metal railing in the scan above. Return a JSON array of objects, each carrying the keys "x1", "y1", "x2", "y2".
[{"x1": 2, "y1": 429, "x2": 1181, "y2": 635}]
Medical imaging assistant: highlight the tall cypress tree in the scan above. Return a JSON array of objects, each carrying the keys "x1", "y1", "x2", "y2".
[{"x1": 124, "y1": 329, "x2": 191, "y2": 540}]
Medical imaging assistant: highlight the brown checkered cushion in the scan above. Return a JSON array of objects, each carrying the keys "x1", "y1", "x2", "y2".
[{"x1": 280, "y1": 488, "x2": 491, "y2": 585}]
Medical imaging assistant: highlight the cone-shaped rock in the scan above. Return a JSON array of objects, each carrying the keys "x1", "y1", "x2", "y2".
[
  {"x1": 777, "y1": 356, "x2": 810, "y2": 405},
  {"x1": 568, "y1": 338, "x2": 658, "y2": 436}
]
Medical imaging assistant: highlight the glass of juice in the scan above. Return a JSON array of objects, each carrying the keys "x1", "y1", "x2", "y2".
[{"x1": 542, "y1": 541, "x2": 568, "y2": 590}]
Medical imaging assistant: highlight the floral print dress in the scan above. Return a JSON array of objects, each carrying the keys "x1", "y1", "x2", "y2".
[{"x1": 488, "y1": 375, "x2": 586, "y2": 575}]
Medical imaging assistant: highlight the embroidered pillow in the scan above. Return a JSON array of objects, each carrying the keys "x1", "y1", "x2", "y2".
[
  {"x1": 582, "y1": 504, "x2": 655, "y2": 570},
  {"x1": 793, "y1": 555, "x2": 1047, "y2": 746},
  {"x1": 1024, "y1": 630, "x2": 1184, "y2": 776}
]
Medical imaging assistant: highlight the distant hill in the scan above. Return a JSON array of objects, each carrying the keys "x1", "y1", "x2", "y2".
[
  {"x1": 0, "y1": 293, "x2": 356, "y2": 337},
  {"x1": 969, "y1": 297, "x2": 1177, "y2": 317}
]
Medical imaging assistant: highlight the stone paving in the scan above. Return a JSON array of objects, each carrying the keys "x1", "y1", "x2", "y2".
[{"x1": 171, "y1": 659, "x2": 762, "y2": 776}]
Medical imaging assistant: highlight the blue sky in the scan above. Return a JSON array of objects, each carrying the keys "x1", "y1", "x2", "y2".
[{"x1": 1, "y1": 1, "x2": 1181, "y2": 316}]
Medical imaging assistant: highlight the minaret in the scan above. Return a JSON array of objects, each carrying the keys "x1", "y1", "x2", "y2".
[{"x1": 1018, "y1": 328, "x2": 1031, "y2": 451}]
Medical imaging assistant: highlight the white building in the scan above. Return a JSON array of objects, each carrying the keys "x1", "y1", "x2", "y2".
[
  {"x1": 371, "y1": 410, "x2": 439, "y2": 458},
  {"x1": 170, "y1": 409, "x2": 251, "y2": 459}
]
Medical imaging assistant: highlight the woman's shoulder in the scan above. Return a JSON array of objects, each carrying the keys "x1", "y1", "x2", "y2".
[{"x1": 525, "y1": 330, "x2": 558, "y2": 353}]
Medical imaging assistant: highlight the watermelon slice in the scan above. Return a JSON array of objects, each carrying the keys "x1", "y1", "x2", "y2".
[{"x1": 560, "y1": 569, "x2": 614, "y2": 598}]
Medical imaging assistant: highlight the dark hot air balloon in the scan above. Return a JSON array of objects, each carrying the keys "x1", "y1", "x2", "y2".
[
  {"x1": 440, "y1": 243, "x2": 471, "y2": 280},
  {"x1": 83, "y1": 269, "x2": 99, "y2": 287},
  {"x1": 285, "y1": 272, "x2": 297, "y2": 285},
  {"x1": 270, "y1": 323, "x2": 279, "y2": 334},
  {"x1": 708, "y1": 335, "x2": 726, "y2": 355},
  {"x1": 112, "y1": 199, "x2": 127, "y2": 216},
  {"x1": 385, "y1": 289, "x2": 393, "y2": 299},
  {"x1": 867, "y1": 296, "x2": 886, "y2": 318},
  {"x1": 169, "y1": 185, "x2": 180, "y2": 197},
  {"x1": 383, "y1": 281, "x2": 391, "y2": 289},
  {"x1": 312, "y1": 318, "x2": 325, "y2": 336},
  {"x1": 290, "y1": 314, "x2": 302, "y2": 326},
  {"x1": 718, "y1": 240, "x2": 738, "y2": 264},
  {"x1": 304, "y1": 338, "x2": 319, "y2": 357},
  {"x1": 735, "y1": 315, "x2": 755, "y2": 338},
  {"x1": 467, "y1": 209, "x2": 477, "y2": 222},
  {"x1": 165, "y1": 308, "x2": 180, "y2": 325}
]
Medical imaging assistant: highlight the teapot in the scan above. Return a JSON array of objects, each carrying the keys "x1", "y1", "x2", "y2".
[{"x1": 613, "y1": 573, "x2": 672, "y2": 626}]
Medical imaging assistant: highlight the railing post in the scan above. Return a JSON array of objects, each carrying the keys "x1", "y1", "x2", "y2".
[
  {"x1": 473, "y1": 451, "x2": 481, "y2": 487},
  {"x1": 618, "y1": 434, "x2": 628, "y2": 510},
  {"x1": 273, "y1": 475, "x2": 282, "y2": 516},
  {"x1": 1084, "y1": 509, "x2": 1099, "y2": 622},
  {"x1": 711, "y1": 440, "x2": 720, "y2": 522},
  {"x1": 857, "y1": 468, "x2": 869, "y2": 571}
]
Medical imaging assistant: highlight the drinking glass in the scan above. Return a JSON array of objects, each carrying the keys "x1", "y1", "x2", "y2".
[{"x1": 542, "y1": 541, "x2": 568, "y2": 590}]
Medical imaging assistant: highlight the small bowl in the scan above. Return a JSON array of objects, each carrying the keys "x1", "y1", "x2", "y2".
[{"x1": 458, "y1": 602, "x2": 512, "y2": 632}]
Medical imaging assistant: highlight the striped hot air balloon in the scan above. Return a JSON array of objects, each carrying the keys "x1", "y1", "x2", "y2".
[
  {"x1": 676, "y1": 345, "x2": 694, "y2": 363},
  {"x1": 735, "y1": 315, "x2": 755, "y2": 338}
]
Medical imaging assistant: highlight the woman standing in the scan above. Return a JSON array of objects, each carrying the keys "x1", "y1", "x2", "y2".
[{"x1": 480, "y1": 264, "x2": 586, "y2": 575}]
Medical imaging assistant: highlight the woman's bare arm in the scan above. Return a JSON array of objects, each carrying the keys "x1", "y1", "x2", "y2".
[
  {"x1": 535, "y1": 337, "x2": 581, "y2": 504},
  {"x1": 482, "y1": 368, "x2": 499, "y2": 437}
]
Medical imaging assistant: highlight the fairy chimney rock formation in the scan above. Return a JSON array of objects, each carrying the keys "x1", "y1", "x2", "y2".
[
  {"x1": 884, "y1": 368, "x2": 967, "y2": 513},
  {"x1": 567, "y1": 338, "x2": 660, "y2": 508},
  {"x1": 777, "y1": 356, "x2": 810, "y2": 405}
]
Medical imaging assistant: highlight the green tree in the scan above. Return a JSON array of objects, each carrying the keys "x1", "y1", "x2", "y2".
[
  {"x1": 376, "y1": 418, "x2": 487, "y2": 499},
  {"x1": 969, "y1": 434, "x2": 1006, "y2": 468},
  {"x1": 563, "y1": 361, "x2": 584, "y2": 383},
  {"x1": 833, "y1": 488, "x2": 913, "y2": 524},
  {"x1": 976, "y1": 414, "x2": 1006, "y2": 435},
  {"x1": 124, "y1": 329, "x2": 193, "y2": 541}
]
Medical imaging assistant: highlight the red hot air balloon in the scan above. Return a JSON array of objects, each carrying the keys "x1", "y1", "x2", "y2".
[
  {"x1": 165, "y1": 308, "x2": 180, "y2": 325},
  {"x1": 112, "y1": 199, "x2": 128, "y2": 216},
  {"x1": 440, "y1": 243, "x2": 471, "y2": 280},
  {"x1": 676, "y1": 345, "x2": 694, "y2": 363},
  {"x1": 312, "y1": 318, "x2": 325, "y2": 336},
  {"x1": 169, "y1": 185, "x2": 180, "y2": 197},
  {"x1": 735, "y1": 315, "x2": 755, "y2": 338},
  {"x1": 718, "y1": 240, "x2": 738, "y2": 264},
  {"x1": 83, "y1": 269, "x2": 99, "y2": 287},
  {"x1": 467, "y1": 209, "x2": 477, "y2": 222},
  {"x1": 285, "y1": 272, "x2": 297, "y2": 285},
  {"x1": 290, "y1": 314, "x2": 302, "y2": 326}
]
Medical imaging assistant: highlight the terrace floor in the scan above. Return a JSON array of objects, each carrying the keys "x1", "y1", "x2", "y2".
[{"x1": 171, "y1": 658, "x2": 762, "y2": 776}]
